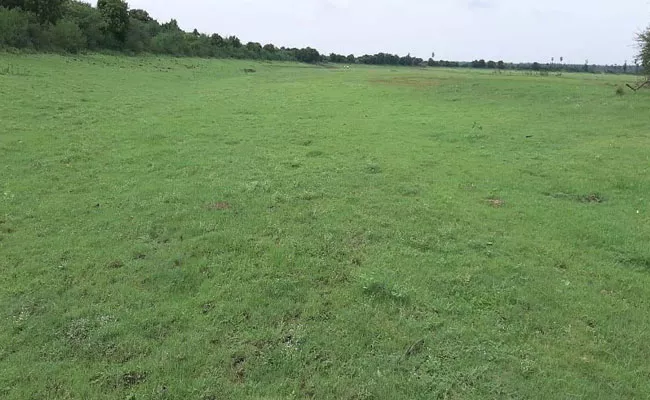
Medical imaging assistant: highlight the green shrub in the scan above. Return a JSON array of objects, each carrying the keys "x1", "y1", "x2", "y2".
[
  {"x1": 49, "y1": 19, "x2": 86, "y2": 53},
  {"x1": 0, "y1": 7, "x2": 32, "y2": 48},
  {"x1": 152, "y1": 31, "x2": 187, "y2": 56}
]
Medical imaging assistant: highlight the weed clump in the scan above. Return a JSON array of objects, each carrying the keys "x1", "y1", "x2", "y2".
[
  {"x1": 366, "y1": 162, "x2": 382, "y2": 174},
  {"x1": 362, "y1": 281, "x2": 409, "y2": 304}
]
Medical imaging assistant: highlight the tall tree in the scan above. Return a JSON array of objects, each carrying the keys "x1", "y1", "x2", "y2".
[
  {"x1": 128, "y1": 8, "x2": 152, "y2": 23},
  {"x1": 210, "y1": 33, "x2": 224, "y2": 47},
  {"x1": 637, "y1": 27, "x2": 650, "y2": 75},
  {"x1": 246, "y1": 41, "x2": 262, "y2": 53},
  {"x1": 97, "y1": 0, "x2": 129, "y2": 42},
  {"x1": 225, "y1": 35, "x2": 241, "y2": 48},
  {"x1": 17, "y1": 0, "x2": 66, "y2": 24},
  {"x1": 65, "y1": 0, "x2": 106, "y2": 49}
]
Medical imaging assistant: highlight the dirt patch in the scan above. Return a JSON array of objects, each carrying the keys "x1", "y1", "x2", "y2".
[
  {"x1": 370, "y1": 76, "x2": 441, "y2": 88},
  {"x1": 486, "y1": 198, "x2": 505, "y2": 208},
  {"x1": 208, "y1": 202, "x2": 231, "y2": 210},
  {"x1": 547, "y1": 192, "x2": 606, "y2": 204},
  {"x1": 366, "y1": 163, "x2": 382, "y2": 174},
  {"x1": 579, "y1": 193, "x2": 605, "y2": 203},
  {"x1": 231, "y1": 355, "x2": 246, "y2": 383},
  {"x1": 403, "y1": 339, "x2": 425, "y2": 359},
  {"x1": 122, "y1": 371, "x2": 146, "y2": 388},
  {"x1": 619, "y1": 255, "x2": 650, "y2": 270},
  {"x1": 107, "y1": 260, "x2": 123, "y2": 269},
  {"x1": 201, "y1": 302, "x2": 215, "y2": 314}
]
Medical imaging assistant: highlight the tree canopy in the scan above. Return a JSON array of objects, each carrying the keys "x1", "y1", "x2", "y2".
[{"x1": 1, "y1": 0, "x2": 65, "y2": 24}]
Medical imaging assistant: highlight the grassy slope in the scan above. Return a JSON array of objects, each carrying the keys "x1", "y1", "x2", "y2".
[{"x1": 1, "y1": 54, "x2": 650, "y2": 399}]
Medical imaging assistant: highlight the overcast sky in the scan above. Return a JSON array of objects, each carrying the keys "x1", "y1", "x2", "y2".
[{"x1": 128, "y1": 0, "x2": 649, "y2": 64}]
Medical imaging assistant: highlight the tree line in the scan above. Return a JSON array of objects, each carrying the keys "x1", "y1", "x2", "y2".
[
  {"x1": 0, "y1": 0, "x2": 331, "y2": 62},
  {"x1": 0, "y1": 0, "x2": 646, "y2": 75}
]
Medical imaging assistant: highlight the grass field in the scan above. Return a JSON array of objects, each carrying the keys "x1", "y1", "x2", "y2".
[{"x1": 1, "y1": 53, "x2": 650, "y2": 399}]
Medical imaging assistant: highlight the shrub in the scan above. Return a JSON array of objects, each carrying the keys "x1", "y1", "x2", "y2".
[
  {"x1": 152, "y1": 31, "x2": 187, "y2": 56},
  {"x1": 0, "y1": 7, "x2": 32, "y2": 48},
  {"x1": 49, "y1": 19, "x2": 86, "y2": 53}
]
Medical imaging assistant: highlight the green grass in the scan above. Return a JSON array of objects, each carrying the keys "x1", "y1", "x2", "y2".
[{"x1": 1, "y1": 53, "x2": 650, "y2": 399}]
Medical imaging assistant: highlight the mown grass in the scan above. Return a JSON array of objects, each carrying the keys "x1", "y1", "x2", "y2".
[{"x1": 1, "y1": 53, "x2": 650, "y2": 399}]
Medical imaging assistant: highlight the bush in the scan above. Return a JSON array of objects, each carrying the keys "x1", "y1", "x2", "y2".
[
  {"x1": 64, "y1": 0, "x2": 106, "y2": 50},
  {"x1": 0, "y1": 7, "x2": 32, "y2": 48},
  {"x1": 152, "y1": 31, "x2": 187, "y2": 55},
  {"x1": 616, "y1": 86, "x2": 625, "y2": 96},
  {"x1": 124, "y1": 18, "x2": 152, "y2": 53},
  {"x1": 49, "y1": 19, "x2": 86, "y2": 53}
]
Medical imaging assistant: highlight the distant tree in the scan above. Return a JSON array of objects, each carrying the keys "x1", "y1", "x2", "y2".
[
  {"x1": 161, "y1": 18, "x2": 181, "y2": 32},
  {"x1": 225, "y1": 35, "x2": 241, "y2": 48},
  {"x1": 296, "y1": 47, "x2": 321, "y2": 63},
  {"x1": 328, "y1": 53, "x2": 347, "y2": 63},
  {"x1": 497, "y1": 60, "x2": 505, "y2": 69},
  {"x1": 637, "y1": 26, "x2": 649, "y2": 75},
  {"x1": 263, "y1": 43, "x2": 276, "y2": 52},
  {"x1": 531, "y1": 62, "x2": 541, "y2": 71},
  {"x1": 584, "y1": 59, "x2": 589, "y2": 73},
  {"x1": 427, "y1": 58, "x2": 435, "y2": 67},
  {"x1": 210, "y1": 33, "x2": 224, "y2": 47},
  {"x1": 399, "y1": 53, "x2": 414, "y2": 66},
  {"x1": 471, "y1": 59, "x2": 486, "y2": 68},
  {"x1": 98, "y1": 0, "x2": 129, "y2": 43},
  {"x1": 246, "y1": 41, "x2": 262, "y2": 53},
  {"x1": 128, "y1": 8, "x2": 152, "y2": 23},
  {"x1": 487, "y1": 60, "x2": 497, "y2": 69},
  {"x1": 346, "y1": 54, "x2": 355, "y2": 64}
]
